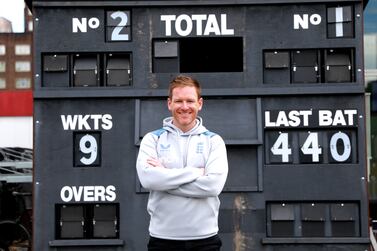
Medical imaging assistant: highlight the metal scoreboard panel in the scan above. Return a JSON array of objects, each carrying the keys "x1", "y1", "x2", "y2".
[{"x1": 33, "y1": 1, "x2": 369, "y2": 250}]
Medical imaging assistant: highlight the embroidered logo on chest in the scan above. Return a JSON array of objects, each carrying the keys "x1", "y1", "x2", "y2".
[
  {"x1": 196, "y1": 142, "x2": 204, "y2": 154},
  {"x1": 159, "y1": 144, "x2": 171, "y2": 153}
]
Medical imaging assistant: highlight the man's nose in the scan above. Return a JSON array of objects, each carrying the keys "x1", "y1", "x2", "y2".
[{"x1": 181, "y1": 101, "x2": 189, "y2": 109}]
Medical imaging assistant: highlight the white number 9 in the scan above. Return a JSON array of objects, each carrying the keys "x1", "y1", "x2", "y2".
[{"x1": 79, "y1": 134, "x2": 98, "y2": 165}]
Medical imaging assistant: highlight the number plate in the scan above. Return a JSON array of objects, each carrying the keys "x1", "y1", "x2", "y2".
[{"x1": 74, "y1": 131, "x2": 101, "y2": 167}]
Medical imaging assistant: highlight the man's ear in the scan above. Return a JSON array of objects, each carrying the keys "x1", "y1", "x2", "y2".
[
  {"x1": 167, "y1": 98, "x2": 172, "y2": 111},
  {"x1": 198, "y1": 97, "x2": 203, "y2": 111}
]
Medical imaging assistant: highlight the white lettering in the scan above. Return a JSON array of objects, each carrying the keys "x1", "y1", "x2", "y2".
[
  {"x1": 60, "y1": 186, "x2": 73, "y2": 202},
  {"x1": 288, "y1": 110, "x2": 301, "y2": 127},
  {"x1": 61, "y1": 115, "x2": 78, "y2": 130},
  {"x1": 276, "y1": 111, "x2": 289, "y2": 127},
  {"x1": 72, "y1": 186, "x2": 83, "y2": 202},
  {"x1": 192, "y1": 14, "x2": 207, "y2": 35},
  {"x1": 106, "y1": 185, "x2": 117, "y2": 201},
  {"x1": 265, "y1": 111, "x2": 276, "y2": 127},
  {"x1": 220, "y1": 14, "x2": 234, "y2": 35},
  {"x1": 300, "y1": 110, "x2": 312, "y2": 126},
  {"x1": 332, "y1": 110, "x2": 347, "y2": 126},
  {"x1": 294, "y1": 14, "x2": 308, "y2": 29},
  {"x1": 88, "y1": 17, "x2": 100, "y2": 29},
  {"x1": 83, "y1": 186, "x2": 95, "y2": 202},
  {"x1": 61, "y1": 114, "x2": 113, "y2": 130},
  {"x1": 319, "y1": 110, "x2": 358, "y2": 126},
  {"x1": 204, "y1": 14, "x2": 221, "y2": 35},
  {"x1": 310, "y1": 14, "x2": 321, "y2": 25},
  {"x1": 60, "y1": 185, "x2": 117, "y2": 202},
  {"x1": 318, "y1": 110, "x2": 333, "y2": 126},
  {"x1": 344, "y1": 109, "x2": 357, "y2": 126},
  {"x1": 78, "y1": 115, "x2": 91, "y2": 130},
  {"x1": 72, "y1": 18, "x2": 87, "y2": 33},
  {"x1": 175, "y1": 14, "x2": 193, "y2": 36},
  {"x1": 161, "y1": 15, "x2": 176, "y2": 36},
  {"x1": 102, "y1": 114, "x2": 113, "y2": 130},
  {"x1": 294, "y1": 14, "x2": 322, "y2": 30},
  {"x1": 265, "y1": 110, "x2": 312, "y2": 127},
  {"x1": 161, "y1": 14, "x2": 234, "y2": 36}
]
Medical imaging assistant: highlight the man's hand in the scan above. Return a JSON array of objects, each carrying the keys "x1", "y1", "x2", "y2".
[
  {"x1": 147, "y1": 158, "x2": 165, "y2": 168},
  {"x1": 147, "y1": 158, "x2": 204, "y2": 176},
  {"x1": 194, "y1": 168, "x2": 205, "y2": 176}
]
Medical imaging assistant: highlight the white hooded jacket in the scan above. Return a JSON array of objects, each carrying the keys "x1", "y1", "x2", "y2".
[{"x1": 136, "y1": 117, "x2": 228, "y2": 240}]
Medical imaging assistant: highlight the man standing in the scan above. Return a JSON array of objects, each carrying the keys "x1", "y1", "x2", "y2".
[{"x1": 136, "y1": 75, "x2": 228, "y2": 251}]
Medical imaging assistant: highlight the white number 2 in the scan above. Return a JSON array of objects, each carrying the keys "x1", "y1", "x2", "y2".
[
  {"x1": 110, "y1": 11, "x2": 130, "y2": 41},
  {"x1": 271, "y1": 133, "x2": 292, "y2": 163},
  {"x1": 79, "y1": 134, "x2": 98, "y2": 165}
]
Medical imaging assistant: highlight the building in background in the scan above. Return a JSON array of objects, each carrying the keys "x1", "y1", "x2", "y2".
[
  {"x1": 365, "y1": 0, "x2": 377, "y2": 227},
  {"x1": 0, "y1": 2, "x2": 33, "y2": 251}
]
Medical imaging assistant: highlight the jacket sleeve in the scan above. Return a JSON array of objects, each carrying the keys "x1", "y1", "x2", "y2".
[
  {"x1": 136, "y1": 132, "x2": 202, "y2": 191},
  {"x1": 167, "y1": 135, "x2": 228, "y2": 198}
]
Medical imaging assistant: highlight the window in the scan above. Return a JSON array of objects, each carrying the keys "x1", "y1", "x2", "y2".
[
  {"x1": 0, "y1": 78, "x2": 5, "y2": 89},
  {"x1": 28, "y1": 21, "x2": 33, "y2": 32},
  {"x1": 15, "y1": 78, "x2": 31, "y2": 89},
  {"x1": 0, "y1": 45, "x2": 5, "y2": 55},
  {"x1": 15, "y1": 61, "x2": 31, "y2": 72},
  {"x1": 15, "y1": 44, "x2": 31, "y2": 55},
  {"x1": 0, "y1": 61, "x2": 5, "y2": 72}
]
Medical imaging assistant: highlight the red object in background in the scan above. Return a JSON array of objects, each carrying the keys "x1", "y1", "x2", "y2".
[{"x1": 0, "y1": 91, "x2": 33, "y2": 116}]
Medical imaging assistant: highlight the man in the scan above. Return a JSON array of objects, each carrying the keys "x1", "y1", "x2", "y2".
[{"x1": 136, "y1": 75, "x2": 228, "y2": 251}]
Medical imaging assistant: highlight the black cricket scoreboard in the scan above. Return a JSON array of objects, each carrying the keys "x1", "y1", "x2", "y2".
[{"x1": 32, "y1": 0, "x2": 370, "y2": 250}]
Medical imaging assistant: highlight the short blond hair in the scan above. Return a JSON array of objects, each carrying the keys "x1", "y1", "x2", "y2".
[{"x1": 168, "y1": 75, "x2": 201, "y2": 99}]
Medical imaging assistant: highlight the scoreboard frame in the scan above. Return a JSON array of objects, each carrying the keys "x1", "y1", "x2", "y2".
[{"x1": 32, "y1": 1, "x2": 370, "y2": 250}]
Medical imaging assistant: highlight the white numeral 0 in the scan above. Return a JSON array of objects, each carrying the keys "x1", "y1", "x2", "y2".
[
  {"x1": 330, "y1": 132, "x2": 351, "y2": 162},
  {"x1": 79, "y1": 134, "x2": 98, "y2": 165},
  {"x1": 110, "y1": 11, "x2": 129, "y2": 41}
]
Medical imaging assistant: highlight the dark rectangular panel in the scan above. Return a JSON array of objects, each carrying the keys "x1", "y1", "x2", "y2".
[
  {"x1": 73, "y1": 54, "x2": 99, "y2": 87},
  {"x1": 43, "y1": 55, "x2": 68, "y2": 72},
  {"x1": 331, "y1": 203, "x2": 358, "y2": 237},
  {"x1": 292, "y1": 50, "x2": 318, "y2": 67},
  {"x1": 292, "y1": 66, "x2": 318, "y2": 83},
  {"x1": 153, "y1": 58, "x2": 179, "y2": 73},
  {"x1": 59, "y1": 205, "x2": 85, "y2": 239},
  {"x1": 137, "y1": 99, "x2": 260, "y2": 144},
  {"x1": 330, "y1": 203, "x2": 357, "y2": 221},
  {"x1": 106, "y1": 54, "x2": 131, "y2": 86},
  {"x1": 270, "y1": 204, "x2": 295, "y2": 237},
  {"x1": 179, "y1": 37, "x2": 243, "y2": 73},
  {"x1": 264, "y1": 51, "x2": 289, "y2": 68},
  {"x1": 327, "y1": 6, "x2": 353, "y2": 23},
  {"x1": 154, "y1": 40, "x2": 178, "y2": 58},
  {"x1": 93, "y1": 204, "x2": 118, "y2": 238},
  {"x1": 271, "y1": 204, "x2": 294, "y2": 221},
  {"x1": 43, "y1": 54, "x2": 70, "y2": 87},
  {"x1": 224, "y1": 146, "x2": 258, "y2": 191}
]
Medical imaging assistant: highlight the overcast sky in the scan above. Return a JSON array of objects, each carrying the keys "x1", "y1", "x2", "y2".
[{"x1": 0, "y1": 0, "x2": 25, "y2": 32}]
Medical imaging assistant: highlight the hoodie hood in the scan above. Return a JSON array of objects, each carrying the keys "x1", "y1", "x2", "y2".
[{"x1": 162, "y1": 116, "x2": 208, "y2": 135}]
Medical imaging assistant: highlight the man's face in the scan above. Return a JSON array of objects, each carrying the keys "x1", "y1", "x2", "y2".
[{"x1": 168, "y1": 86, "x2": 203, "y2": 132}]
